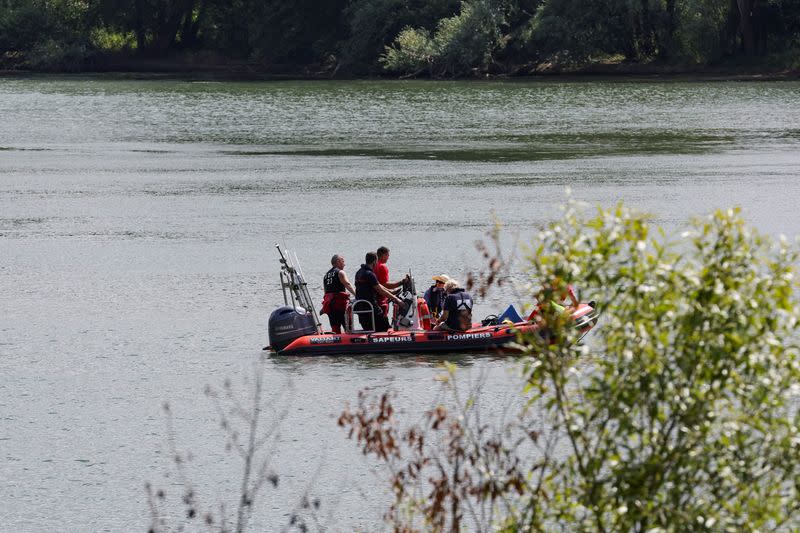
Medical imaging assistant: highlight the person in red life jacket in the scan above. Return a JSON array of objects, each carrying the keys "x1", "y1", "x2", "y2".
[
  {"x1": 355, "y1": 252, "x2": 403, "y2": 332},
  {"x1": 558, "y1": 283, "x2": 579, "y2": 309},
  {"x1": 424, "y1": 274, "x2": 450, "y2": 319},
  {"x1": 374, "y1": 246, "x2": 408, "y2": 316},
  {"x1": 434, "y1": 279, "x2": 474, "y2": 331},
  {"x1": 320, "y1": 254, "x2": 356, "y2": 333},
  {"x1": 526, "y1": 278, "x2": 579, "y2": 322}
]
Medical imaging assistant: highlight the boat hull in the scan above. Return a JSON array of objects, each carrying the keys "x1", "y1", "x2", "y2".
[
  {"x1": 275, "y1": 325, "x2": 531, "y2": 356},
  {"x1": 273, "y1": 302, "x2": 598, "y2": 356}
]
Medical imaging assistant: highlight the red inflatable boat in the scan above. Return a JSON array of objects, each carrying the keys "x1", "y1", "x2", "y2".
[
  {"x1": 271, "y1": 303, "x2": 598, "y2": 356},
  {"x1": 267, "y1": 245, "x2": 598, "y2": 356}
]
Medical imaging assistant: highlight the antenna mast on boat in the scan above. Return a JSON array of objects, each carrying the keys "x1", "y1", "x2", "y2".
[{"x1": 276, "y1": 243, "x2": 322, "y2": 332}]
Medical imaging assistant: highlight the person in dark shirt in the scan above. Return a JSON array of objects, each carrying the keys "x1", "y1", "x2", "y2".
[
  {"x1": 321, "y1": 254, "x2": 356, "y2": 333},
  {"x1": 434, "y1": 279, "x2": 474, "y2": 331},
  {"x1": 423, "y1": 274, "x2": 449, "y2": 319},
  {"x1": 354, "y1": 252, "x2": 403, "y2": 332}
]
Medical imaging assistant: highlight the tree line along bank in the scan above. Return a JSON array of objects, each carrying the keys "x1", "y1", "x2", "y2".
[{"x1": 1, "y1": 0, "x2": 798, "y2": 76}]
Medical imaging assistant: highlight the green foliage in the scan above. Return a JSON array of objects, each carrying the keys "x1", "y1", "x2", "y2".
[
  {"x1": 3, "y1": 0, "x2": 800, "y2": 72},
  {"x1": 434, "y1": 0, "x2": 505, "y2": 75},
  {"x1": 342, "y1": 203, "x2": 800, "y2": 531},
  {"x1": 0, "y1": 0, "x2": 95, "y2": 68},
  {"x1": 669, "y1": 0, "x2": 731, "y2": 63},
  {"x1": 244, "y1": 0, "x2": 348, "y2": 67},
  {"x1": 340, "y1": 0, "x2": 459, "y2": 74},
  {"x1": 513, "y1": 203, "x2": 800, "y2": 530},
  {"x1": 526, "y1": 0, "x2": 661, "y2": 64},
  {"x1": 381, "y1": 0, "x2": 506, "y2": 76},
  {"x1": 26, "y1": 38, "x2": 90, "y2": 70},
  {"x1": 341, "y1": 0, "x2": 410, "y2": 72},
  {"x1": 0, "y1": 2, "x2": 49, "y2": 52},
  {"x1": 379, "y1": 26, "x2": 436, "y2": 75},
  {"x1": 89, "y1": 27, "x2": 136, "y2": 52}
]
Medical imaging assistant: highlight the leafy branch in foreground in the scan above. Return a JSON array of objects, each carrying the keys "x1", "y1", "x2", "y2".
[
  {"x1": 339, "y1": 367, "x2": 546, "y2": 532},
  {"x1": 146, "y1": 355, "x2": 322, "y2": 533},
  {"x1": 341, "y1": 203, "x2": 800, "y2": 532}
]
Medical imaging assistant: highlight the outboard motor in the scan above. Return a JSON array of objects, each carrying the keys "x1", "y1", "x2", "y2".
[{"x1": 268, "y1": 306, "x2": 318, "y2": 352}]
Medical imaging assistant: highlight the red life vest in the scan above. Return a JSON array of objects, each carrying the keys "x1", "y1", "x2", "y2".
[{"x1": 321, "y1": 292, "x2": 349, "y2": 315}]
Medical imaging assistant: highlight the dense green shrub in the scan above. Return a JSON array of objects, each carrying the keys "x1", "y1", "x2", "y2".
[
  {"x1": 381, "y1": 0, "x2": 505, "y2": 76},
  {"x1": 0, "y1": 0, "x2": 94, "y2": 69},
  {"x1": 514, "y1": 203, "x2": 800, "y2": 530},
  {"x1": 342, "y1": 203, "x2": 800, "y2": 531},
  {"x1": 526, "y1": 0, "x2": 647, "y2": 64},
  {"x1": 670, "y1": 0, "x2": 732, "y2": 63},
  {"x1": 434, "y1": 0, "x2": 505, "y2": 75},
  {"x1": 89, "y1": 27, "x2": 136, "y2": 52},
  {"x1": 379, "y1": 26, "x2": 436, "y2": 75},
  {"x1": 0, "y1": 2, "x2": 49, "y2": 53},
  {"x1": 340, "y1": 0, "x2": 459, "y2": 74},
  {"x1": 26, "y1": 38, "x2": 90, "y2": 71},
  {"x1": 3, "y1": 0, "x2": 800, "y2": 73}
]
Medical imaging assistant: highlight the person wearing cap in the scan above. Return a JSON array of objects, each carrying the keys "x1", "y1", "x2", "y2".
[
  {"x1": 434, "y1": 279, "x2": 474, "y2": 331},
  {"x1": 424, "y1": 274, "x2": 449, "y2": 319}
]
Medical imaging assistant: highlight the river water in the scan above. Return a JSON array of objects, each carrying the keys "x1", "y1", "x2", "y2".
[{"x1": 1, "y1": 77, "x2": 799, "y2": 531}]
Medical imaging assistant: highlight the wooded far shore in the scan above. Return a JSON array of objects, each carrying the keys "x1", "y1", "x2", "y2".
[{"x1": 2, "y1": 0, "x2": 799, "y2": 79}]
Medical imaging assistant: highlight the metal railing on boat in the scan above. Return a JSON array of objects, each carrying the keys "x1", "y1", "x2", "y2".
[{"x1": 347, "y1": 299, "x2": 376, "y2": 334}]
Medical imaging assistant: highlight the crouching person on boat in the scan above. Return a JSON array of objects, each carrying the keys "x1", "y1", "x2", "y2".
[
  {"x1": 321, "y1": 254, "x2": 356, "y2": 333},
  {"x1": 354, "y1": 252, "x2": 404, "y2": 332},
  {"x1": 424, "y1": 274, "x2": 449, "y2": 320},
  {"x1": 528, "y1": 278, "x2": 580, "y2": 321},
  {"x1": 527, "y1": 278, "x2": 581, "y2": 341},
  {"x1": 548, "y1": 279, "x2": 579, "y2": 313},
  {"x1": 434, "y1": 279, "x2": 474, "y2": 331}
]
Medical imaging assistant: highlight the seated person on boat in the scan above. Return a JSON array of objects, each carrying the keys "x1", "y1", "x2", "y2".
[
  {"x1": 354, "y1": 252, "x2": 403, "y2": 332},
  {"x1": 424, "y1": 274, "x2": 449, "y2": 320},
  {"x1": 434, "y1": 279, "x2": 473, "y2": 331}
]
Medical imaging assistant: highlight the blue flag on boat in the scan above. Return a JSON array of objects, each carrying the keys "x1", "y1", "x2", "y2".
[{"x1": 498, "y1": 304, "x2": 523, "y2": 324}]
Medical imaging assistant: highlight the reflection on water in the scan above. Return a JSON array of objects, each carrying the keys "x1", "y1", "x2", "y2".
[
  {"x1": 269, "y1": 350, "x2": 514, "y2": 370},
  {"x1": 1, "y1": 77, "x2": 799, "y2": 531},
  {"x1": 2, "y1": 78, "x2": 799, "y2": 155},
  {"x1": 221, "y1": 130, "x2": 737, "y2": 161}
]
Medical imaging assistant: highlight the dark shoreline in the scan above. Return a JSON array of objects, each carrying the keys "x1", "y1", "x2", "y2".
[{"x1": 2, "y1": 59, "x2": 798, "y2": 83}]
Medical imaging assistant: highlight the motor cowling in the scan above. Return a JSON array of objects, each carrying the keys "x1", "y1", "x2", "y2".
[{"x1": 268, "y1": 306, "x2": 318, "y2": 352}]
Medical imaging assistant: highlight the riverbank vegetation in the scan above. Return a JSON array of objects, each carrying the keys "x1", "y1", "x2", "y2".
[
  {"x1": 341, "y1": 203, "x2": 800, "y2": 531},
  {"x1": 145, "y1": 203, "x2": 800, "y2": 531},
  {"x1": 1, "y1": 0, "x2": 799, "y2": 77}
]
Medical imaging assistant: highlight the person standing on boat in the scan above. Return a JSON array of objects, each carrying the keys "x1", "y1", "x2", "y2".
[
  {"x1": 434, "y1": 279, "x2": 474, "y2": 331},
  {"x1": 374, "y1": 246, "x2": 408, "y2": 317},
  {"x1": 321, "y1": 254, "x2": 356, "y2": 333},
  {"x1": 355, "y1": 252, "x2": 403, "y2": 332},
  {"x1": 424, "y1": 274, "x2": 450, "y2": 319}
]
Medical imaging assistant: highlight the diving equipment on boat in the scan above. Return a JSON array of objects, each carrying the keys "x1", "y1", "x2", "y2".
[
  {"x1": 393, "y1": 273, "x2": 420, "y2": 331},
  {"x1": 275, "y1": 243, "x2": 321, "y2": 331}
]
